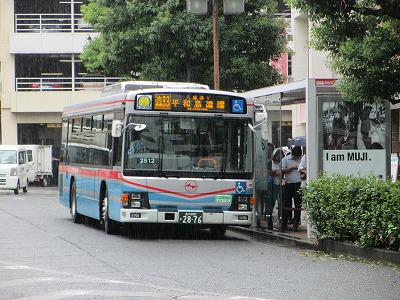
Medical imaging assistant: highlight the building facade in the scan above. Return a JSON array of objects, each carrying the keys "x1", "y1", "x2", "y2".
[{"x1": 0, "y1": 0, "x2": 120, "y2": 157}]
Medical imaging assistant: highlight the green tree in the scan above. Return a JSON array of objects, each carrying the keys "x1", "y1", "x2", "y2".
[
  {"x1": 80, "y1": 0, "x2": 287, "y2": 91},
  {"x1": 288, "y1": 0, "x2": 400, "y2": 103}
]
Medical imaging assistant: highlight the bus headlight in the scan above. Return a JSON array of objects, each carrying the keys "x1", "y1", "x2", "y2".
[
  {"x1": 238, "y1": 203, "x2": 248, "y2": 211},
  {"x1": 230, "y1": 195, "x2": 251, "y2": 212},
  {"x1": 121, "y1": 192, "x2": 150, "y2": 209},
  {"x1": 130, "y1": 201, "x2": 141, "y2": 208}
]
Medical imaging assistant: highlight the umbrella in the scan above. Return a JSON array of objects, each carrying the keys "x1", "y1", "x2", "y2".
[{"x1": 288, "y1": 136, "x2": 306, "y2": 147}]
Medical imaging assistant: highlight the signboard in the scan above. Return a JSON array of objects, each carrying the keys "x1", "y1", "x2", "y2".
[
  {"x1": 319, "y1": 97, "x2": 389, "y2": 178},
  {"x1": 323, "y1": 150, "x2": 386, "y2": 179},
  {"x1": 135, "y1": 93, "x2": 246, "y2": 114}
]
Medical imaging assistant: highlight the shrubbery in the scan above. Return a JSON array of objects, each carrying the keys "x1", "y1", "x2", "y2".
[{"x1": 300, "y1": 174, "x2": 400, "y2": 251}]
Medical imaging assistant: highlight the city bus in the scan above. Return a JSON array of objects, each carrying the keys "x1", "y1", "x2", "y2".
[{"x1": 58, "y1": 81, "x2": 257, "y2": 237}]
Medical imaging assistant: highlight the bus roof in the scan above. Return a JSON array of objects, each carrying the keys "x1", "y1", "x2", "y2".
[
  {"x1": 62, "y1": 87, "x2": 251, "y2": 118},
  {"x1": 101, "y1": 81, "x2": 210, "y2": 97}
]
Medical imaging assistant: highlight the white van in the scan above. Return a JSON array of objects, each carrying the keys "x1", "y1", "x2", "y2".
[{"x1": 0, "y1": 145, "x2": 29, "y2": 194}]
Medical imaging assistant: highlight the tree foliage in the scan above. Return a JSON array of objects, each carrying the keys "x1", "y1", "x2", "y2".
[
  {"x1": 288, "y1": 0, "x2": 400, "y2": 103},
  {"x1": 80, "y1": 0, "x2": 287, "y2": 91}
]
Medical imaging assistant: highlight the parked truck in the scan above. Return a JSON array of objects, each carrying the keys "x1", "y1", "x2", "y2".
[{"x1": 24, "y1": 145, "x2": 53, "y2": 187}]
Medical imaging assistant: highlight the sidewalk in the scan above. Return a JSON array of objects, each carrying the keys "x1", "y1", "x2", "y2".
[
  {"x1": 229, "y1": 220, "x2": 400, "y2": 265},
  {"x1": 229, "y1": 219, "x2": 319, "y2": 251}
]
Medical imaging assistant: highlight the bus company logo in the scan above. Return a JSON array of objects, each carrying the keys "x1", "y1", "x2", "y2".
[
  {"x1": 136, "y1": 95, "x2": 153, "y2": 110},
  {"x1": 185, "y1": 180, "x2": 198, "y2": 193}
]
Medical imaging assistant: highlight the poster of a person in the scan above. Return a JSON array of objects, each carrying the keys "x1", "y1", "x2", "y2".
[
  {"x1": 357, "y1": 105, "x2": 385, "y2": 149},
  {"x1": 322, "y1": 101, "x2": 386, "y2": 150}
]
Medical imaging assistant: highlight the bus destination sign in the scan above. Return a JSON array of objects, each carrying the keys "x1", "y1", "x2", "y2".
[{"x1": 135, "y1": 93, "x2": 246, "y2": 114}]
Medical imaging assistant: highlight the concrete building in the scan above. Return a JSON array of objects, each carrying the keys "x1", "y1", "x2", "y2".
[{"x1": 0, "y1": 0, "x2": 119, "y2": 157}]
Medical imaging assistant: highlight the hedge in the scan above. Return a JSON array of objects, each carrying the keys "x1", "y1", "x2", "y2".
[{"x1": 300, "y1": 174, "x2": 400, "y2": 251}]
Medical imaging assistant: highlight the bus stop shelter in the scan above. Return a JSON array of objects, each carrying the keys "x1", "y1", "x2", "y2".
[{"x1": 243, "y1": 78, "x2": 391, "y2": 237}]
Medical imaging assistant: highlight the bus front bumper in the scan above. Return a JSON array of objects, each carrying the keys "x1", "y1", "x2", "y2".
[{"x1": 120, "y1": 209, "x2": 252, "y2": 226}]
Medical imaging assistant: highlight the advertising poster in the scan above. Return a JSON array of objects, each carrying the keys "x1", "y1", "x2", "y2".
[{"x1": 321, "y1": 99, "x2": 387, "y2": 178}]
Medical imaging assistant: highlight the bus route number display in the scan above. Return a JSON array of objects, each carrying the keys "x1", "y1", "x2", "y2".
[{"x1": 135, "y1": 93, "x2": 246, "y2": 114}]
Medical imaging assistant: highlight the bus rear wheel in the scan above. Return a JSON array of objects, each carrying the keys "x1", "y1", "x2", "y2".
[{"x1": 70, "y1": 181, "x2": 82, "y2": 223}]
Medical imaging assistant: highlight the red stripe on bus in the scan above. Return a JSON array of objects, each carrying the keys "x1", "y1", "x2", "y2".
[
  {"x1": 59, "y1": 165, "x2": 236, "y2": 199},
  {"x1": 122, "y1": 178, "x2": 236, "y2": 199}
]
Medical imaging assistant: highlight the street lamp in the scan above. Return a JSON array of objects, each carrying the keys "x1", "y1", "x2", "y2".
[{"x1": 187, "y1": 0, "x2": 244, "y2": 90}]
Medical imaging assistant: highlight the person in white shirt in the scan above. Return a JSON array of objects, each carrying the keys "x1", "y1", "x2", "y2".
[
  {"x1": 281, "y1": 146, "x2": 303, "y2": 231},
  {"x1": 299, "y1": 154, "x2": 307, "y2": 182},
  {"x1": 265, "y1": 148, "x2": 285, "y2": 230}
]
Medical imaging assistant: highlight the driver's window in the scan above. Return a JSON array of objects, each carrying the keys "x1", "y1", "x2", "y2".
[{"x1": 18, "y1": 151, "x2": 26, "y2": 165}]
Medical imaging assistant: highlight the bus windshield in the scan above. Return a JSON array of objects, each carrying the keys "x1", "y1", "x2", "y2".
[{"x1": 123, "y1": 115, "x2": 252, "y2": 179}]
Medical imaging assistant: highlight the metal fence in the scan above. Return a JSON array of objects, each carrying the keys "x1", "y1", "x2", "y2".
[
  {"x1": 15, "y1": 77, "x2": 123, "y2": 91},
  {"x1": 15, "y1": 13, "x2": 93, "y2": 33}
]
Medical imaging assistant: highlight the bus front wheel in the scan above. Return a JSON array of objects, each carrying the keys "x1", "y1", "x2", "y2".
[
  {"x1": 102, "y1": 195, "x2": 118, "y2": 235},
  {"x1": 210, "y1": 225, "x2": 227, "y2": 239}
]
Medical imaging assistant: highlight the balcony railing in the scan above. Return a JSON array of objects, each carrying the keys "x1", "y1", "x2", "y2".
[
  {"x1": 15, "y1": 76, "x2": 122, "y2": 91},
  {"x1": 15, "y1": 13, "x2": 93, "y2": 33}
]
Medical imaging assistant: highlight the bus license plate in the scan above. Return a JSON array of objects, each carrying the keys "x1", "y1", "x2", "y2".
[{"x1": 178, "y1": 212, "x2": 203, "y2": 224}]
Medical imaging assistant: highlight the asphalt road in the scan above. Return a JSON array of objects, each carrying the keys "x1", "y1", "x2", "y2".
[{"x1": 0, "y1": 186, "x2": 399, "y2": 300}]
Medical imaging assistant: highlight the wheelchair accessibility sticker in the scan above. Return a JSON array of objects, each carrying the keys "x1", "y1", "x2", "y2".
[
  {"x1": 231, "y1": 99, "x2": 244, "y2": 114},
  {"x1": 235, "y1": 181, "x2": 247, "y2": 194}
]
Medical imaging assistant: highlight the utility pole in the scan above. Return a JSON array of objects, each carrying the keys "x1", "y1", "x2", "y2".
[
  {"x1": 187, "y1": 0, "x2": 244, "y2": 90},
  {"x1": 213, "y1": 0, "x2": 220, "y2": 90}
]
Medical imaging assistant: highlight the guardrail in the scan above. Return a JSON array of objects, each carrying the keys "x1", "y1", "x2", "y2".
[
  {"x1": 15, "y1": 13, "x2": 93, "y2": 33},
  {"x1": 15, "y1": 77, "x2": 122, "y2": 91}
]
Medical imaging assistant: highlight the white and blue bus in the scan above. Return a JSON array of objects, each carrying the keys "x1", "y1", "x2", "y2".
[{"x1": 59, "y1": 81, "x2": 256, "y2": 237}]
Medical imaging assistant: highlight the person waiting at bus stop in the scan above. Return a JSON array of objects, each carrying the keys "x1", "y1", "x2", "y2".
[
  {"x1": 265, "y1": 148, "x2": 285, "y2": 230},
  {"x1": 281, "y1": 146, "x2": 303, "y2": 232}
]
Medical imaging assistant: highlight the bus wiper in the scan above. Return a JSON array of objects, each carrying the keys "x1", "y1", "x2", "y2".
[
  {"x1": 157, "y1": 136, "x2": 164, "y2": 177},
  {"x1": 215, "y1": 141, "x2": 227, "y2": 179}
]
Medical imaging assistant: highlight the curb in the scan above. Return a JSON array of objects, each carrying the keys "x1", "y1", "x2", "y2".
[
  {"x1": 229, "y1": 226, "x2": 400, "y2": 265},
  {"x1": 228, "y1": 226, "x2": 319, "y2": 250},
  {"x1": 318, "y1": 238, "x2": 400, "y2": 265}
]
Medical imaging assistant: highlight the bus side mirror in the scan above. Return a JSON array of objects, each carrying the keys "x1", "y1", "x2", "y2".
[
  {"x1": 260, "y1": 121, "x2": 269, "y2": 141},
  {"x1": 249, "y1": 104, "x2": 269, "y2": 141},
  {"x1": 112, "y1": 120, "x2": 122, "y2": 137}
]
